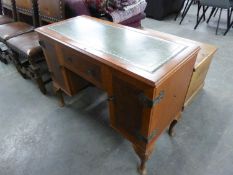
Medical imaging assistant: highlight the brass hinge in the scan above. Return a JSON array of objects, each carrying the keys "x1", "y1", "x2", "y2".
[
  {"x1": 135, "y1": 129, "x2": 157, "y2": 144},
  {"x1": 138, "y1": 91, "x2": 165, "y2": 108}
]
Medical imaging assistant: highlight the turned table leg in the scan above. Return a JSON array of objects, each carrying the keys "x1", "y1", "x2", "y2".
[
  {"x1": 132, "y1": 144, "x2": 155, "y2": 175},
  {"x1": 168, "y1": 120, "x2": 178, "y2": 137}
]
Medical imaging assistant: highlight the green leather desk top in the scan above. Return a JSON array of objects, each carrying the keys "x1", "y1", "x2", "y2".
[{"x1": 48, "y1": 17, "x2": 187, "y2": 73}]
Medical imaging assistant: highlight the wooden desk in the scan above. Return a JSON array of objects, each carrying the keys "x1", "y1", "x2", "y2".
[{"x1": 36, "y1": 16, "x2": 200, "y2": 175}]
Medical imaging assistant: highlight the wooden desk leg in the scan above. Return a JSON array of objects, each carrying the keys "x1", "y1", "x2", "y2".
[
  {"x1": 36, "y1": 77, "x2": 47, "y2": 95},
  {"x1": 132, "y1": 144, "x2": 155, "y2": 175},
  {"x1": 168, "y1": 120, "x2": 178, "y2": 137},
  {"x1": 56, "y1": 89, "x2": 65, "y2": 107}
]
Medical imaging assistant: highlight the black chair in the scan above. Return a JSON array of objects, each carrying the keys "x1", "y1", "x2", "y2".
[
  {"x1": 194, "y1": 0, "x2": 233, "y2": 35},
  {"x1": 175, "y1": 0, "x2": 193, "y2": 24}
]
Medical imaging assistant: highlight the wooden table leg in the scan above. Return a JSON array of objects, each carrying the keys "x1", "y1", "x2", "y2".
[
  {"x1": 56, "y1": 89, "x2": 65, "y2": 107},
  {"x1": 132, "y1": 144, "x2": 155, "y2": 175},
  {"x1": 168, "y1": 120, "x2": 178, "y2": 137},
  {"x1": 36, "y1": 77, "x2": 47, "y2": 95}
]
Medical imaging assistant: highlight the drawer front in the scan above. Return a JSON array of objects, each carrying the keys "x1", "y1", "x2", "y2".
[{"x1": 62, "y1": 48, "x2": 102, "y2": 87}]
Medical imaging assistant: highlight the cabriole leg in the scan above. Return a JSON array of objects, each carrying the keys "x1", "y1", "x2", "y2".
[
  {"x1": 168, "y1": 120, "x2": 178, "y2": 137},
  {"x1": 132, "y1": 144, "x2": 155, "y2": 175}
]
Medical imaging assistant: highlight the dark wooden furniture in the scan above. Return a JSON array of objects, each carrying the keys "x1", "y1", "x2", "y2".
[
  {"x1": 145, "y1": 0, "x2": 184, "y2": 20},
  {"x1": 0, "y1": 0, "x2": 38, "y2": 64},
  {"x1": 6, "y1": 0, "x2": 67, "y2": 94},
  {"x1": 15, "y1": 0, "x2": 39, "y2": 27},
  {"x1": 36, "y1": 16, "x2": 200, "y2": 174}
]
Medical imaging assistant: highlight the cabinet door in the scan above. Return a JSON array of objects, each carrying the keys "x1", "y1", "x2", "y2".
[
  {"x1": 108, "y1": 73, "x2": 149, "y2": 145},
  {"x1": 150, "y1": 54, "x2": 197, "y2": 139}
]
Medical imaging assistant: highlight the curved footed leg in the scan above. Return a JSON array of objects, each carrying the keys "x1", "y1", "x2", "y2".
[
  {"x1": 132, "y1": 144, "x2": 155, "y2": 175},
  {"x1": 168, "y1": 120, "x2": 178, "y2": 137}
]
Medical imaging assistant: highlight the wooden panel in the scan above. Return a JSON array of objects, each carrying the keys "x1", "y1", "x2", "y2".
[
  {"x1": 38, "y1": 0, "x2": 64, "y2": 20},
  {"x1": 110, "y1": 73, "x2": 145, "y2": 143},
  {"x1": 61, "y1": 46, "x2": 103, "y2": 88},
  {"x1": 15, "y1": 0, "x2": 33, "y2": 9},
  {"x1": 194, "y1": 43, "x2": 216, "y2": 69},
  {"x1": 185, "y1": 53, "x2": 214, "y2": 106},
  {"x1": 149, "y1": 53, "x2": 197, "y2": 140}
]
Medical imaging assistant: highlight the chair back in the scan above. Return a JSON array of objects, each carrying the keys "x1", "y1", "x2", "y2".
[
  {"x1": 15, "y1": 0, "x2": 39, "y2": 27},
  {"x1": 1, "y1": 0, "x2": 17, "y2": 20},
  {"x1": 200, "y1": 0, "x2": 231, "y2": 8},
  {"x1": 38, "y1": 0, "x2": 65, "y2": 26}
]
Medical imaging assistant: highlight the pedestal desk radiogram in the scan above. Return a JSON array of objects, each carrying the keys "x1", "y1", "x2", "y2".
[{"x1": 36, "y1": 16, "x2": 200, "y2": 175}]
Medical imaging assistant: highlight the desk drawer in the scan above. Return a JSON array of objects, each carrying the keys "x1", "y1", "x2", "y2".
[{"x1": 62, "y1": 48, "x2": 102, "y2": 86}]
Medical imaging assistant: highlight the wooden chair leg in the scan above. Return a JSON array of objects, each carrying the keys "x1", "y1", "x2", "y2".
[
  {"x1": 16, "y1": 65, "x2": 29, "y2": 79},
  {"x1": 36, "y1": 76, "x2": 47, "y2": 95},
  {"x1": 0, "y1": 44, "x2": 9, "y2": 64},
  {"x1": 11, "y1": 54, "x2": 30, "y2": 79},
  {"x1": 0, "y1": 56, "x2": 8, "y2": 64}
]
